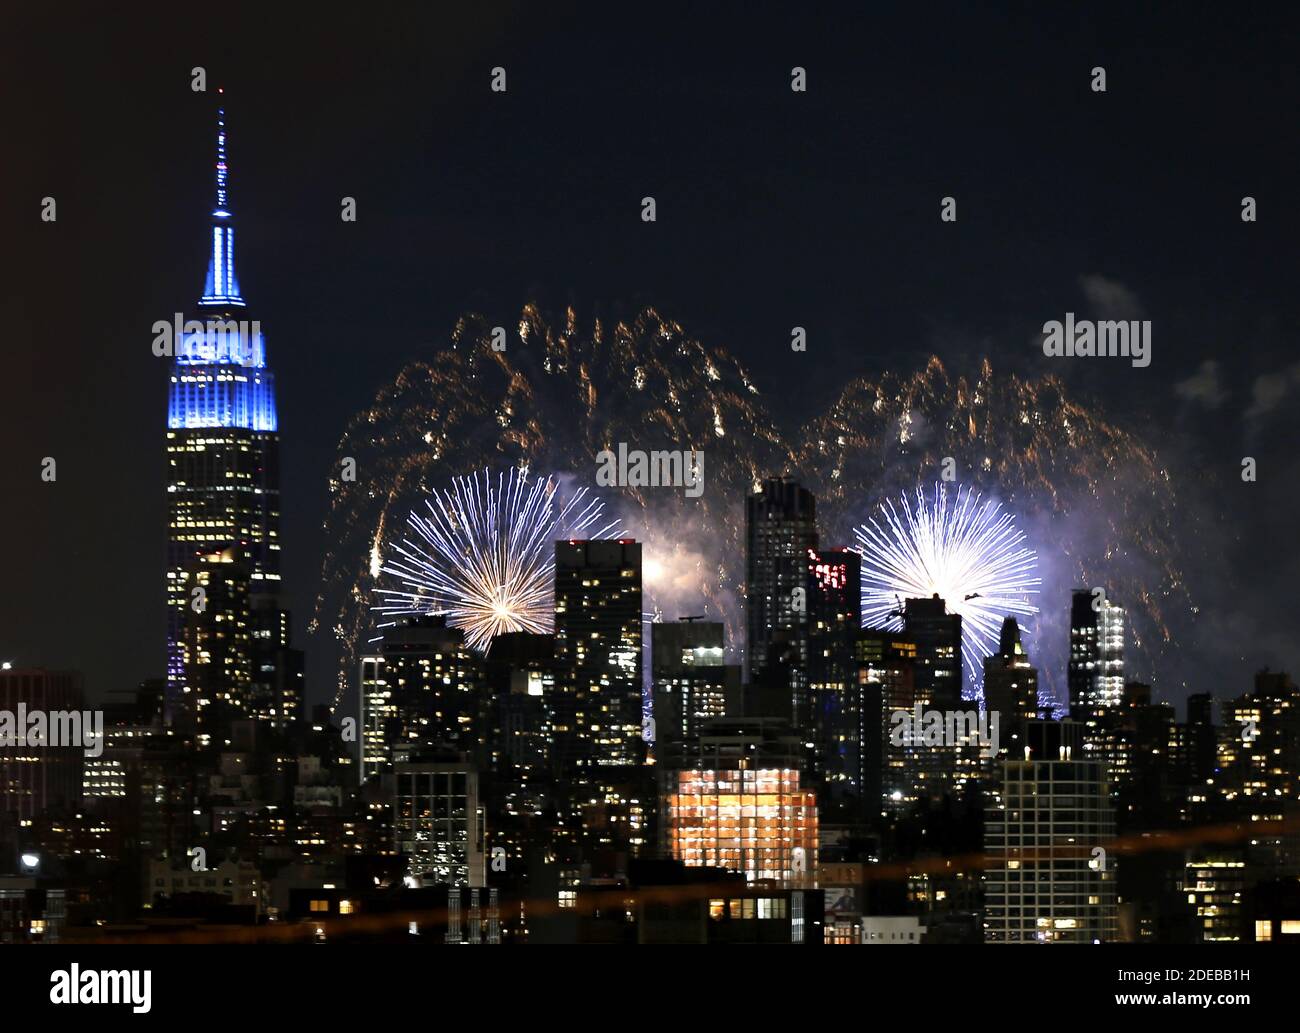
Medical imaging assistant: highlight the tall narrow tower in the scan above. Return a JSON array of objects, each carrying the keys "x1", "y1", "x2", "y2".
[
  {"x1": 165, "y1": 100, "x2": 287, "y2": 740},
  {"x1": 1068, "y1": 589, "x2": 1125, "y2": 715},
  {"x1": 744, "y1": 479, "x2": 817, "y2": 722}
]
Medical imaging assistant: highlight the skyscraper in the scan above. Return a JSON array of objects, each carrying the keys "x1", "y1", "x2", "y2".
[
  {"x1": 552, "y1": 540, "x2": 649, "y2": 860},
  {"x1": 903, "y1": 594, "x2": 962, "y2": 709},
  {"x1": 805, "y1": 548, "x2": 865, "y2": 814},
  {"x1": 552, "y1": 539, "x2": 644, "y2": 771},
  {"x1": 165, "y1": 101, "x2": 287, "y2": 735},
  {"x1": 984, "y1": 720, "x2": 1119, "y2": 943},
  {"x1": 650, "y1": 620, "x2": 734, "y2": 767},
  {"x1": 358, "y1": 615, "x2": 487, "y2": 783},
  {"x1": 1216, "y1": 670, "x2": 1300, "y2": 880},
  {"x1": 856, "y1": 629, "x2": 918, "y2": 817},
  {"x1": 666, "y1": 717, "x2": 817, "y2": 884},
  {"x1": 482, "y1": 632, "x2": 557, "y2": 868},
  {"x1": 744, "y1": 479, "x2": 817, "y2": 718},
  {"x1": 982, "y1": 617, "x2": 1039, "y2": 734},
  {"x1": 1068, "y1": 589, "x2": 1125, "y2": 715}
]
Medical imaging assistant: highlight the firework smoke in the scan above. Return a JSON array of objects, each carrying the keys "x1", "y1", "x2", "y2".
[
  {"x1": 799, "y1": 357, "x2": 1194, "y2": 709},
  {"x1": 314, "y1": 308, "x2": 1192, "y2": 717},
  {"x1": 313, "y1": 303, "x2": 793, "y2": 711}
]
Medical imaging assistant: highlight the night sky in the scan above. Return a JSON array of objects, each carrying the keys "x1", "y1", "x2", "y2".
[{"x1": 5, "y1": 2, "x2": 1298, "y2": 710}]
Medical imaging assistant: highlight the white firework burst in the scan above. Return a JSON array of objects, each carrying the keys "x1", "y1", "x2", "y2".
[
  {"x1": 853, "y1": 483, "x2": 1040, "y2": 688},
  {"x1": 374, "y1": 467, "x2": 620, "y2": 651}
]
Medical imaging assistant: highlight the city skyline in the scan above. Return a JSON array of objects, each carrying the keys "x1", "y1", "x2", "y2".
[
  {"x1": 6, "y1": 4, "x2": 1299, "y2": 714},
  {"x1": 4, "y1": 3, "x2": 1299, "y2": 964}
]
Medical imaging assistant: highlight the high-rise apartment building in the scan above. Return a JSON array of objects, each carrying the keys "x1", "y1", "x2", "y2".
[
  {"x1": 551, "y1": 540, "x2": 649, "y2": 860},
  {"x1": 744, "y1": 480, "x2": 817, "y2": 705},
  {"x1": 359, "y1": 615, "x2": 487, "y2": 782},
  {"x1": 552, "y1": 540, "x2": 644, "y2": 770},
  {"x1": 984, "y1": 720, "x2": 1119, "y2": 943}
]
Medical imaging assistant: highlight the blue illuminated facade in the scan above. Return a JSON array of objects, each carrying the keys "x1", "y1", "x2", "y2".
[
  {"x1": 167, "y1": 368, "x2": 277, "y2": 432},
  {"x1": 166, "y1": 102, "x2": 278, "y2": 433}
]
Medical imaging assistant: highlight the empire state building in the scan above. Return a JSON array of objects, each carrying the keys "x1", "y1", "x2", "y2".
[{"x1": 165, "y1": 99, "x2": 301, "y2": 741}]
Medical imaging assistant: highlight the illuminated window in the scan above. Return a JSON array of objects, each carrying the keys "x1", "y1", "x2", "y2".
[
  {"x1": 309, "y1": 899, "x2": 329, "y2": 912},
  {"x1": 1280, "y1": 920, "x2": 1300, "y2": 935},
  {"x1": 338, "y1": 900, "x2": 354, "y2": 915},
  {"x1": 1256, "y1": 920, "x2": 1273, "y2": 941}
]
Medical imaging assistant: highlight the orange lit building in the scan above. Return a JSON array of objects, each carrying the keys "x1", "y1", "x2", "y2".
[{"x1": 667, "y1": 764, "x2": 818, "y2": 884}]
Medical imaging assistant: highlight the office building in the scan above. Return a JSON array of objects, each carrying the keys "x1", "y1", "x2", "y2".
[
  {"x1": 0, "y1": 669, "x2": 87, "y2": 821},
  {"x1": 393, "y1": 751, "x2": 486, "y2": 888}
]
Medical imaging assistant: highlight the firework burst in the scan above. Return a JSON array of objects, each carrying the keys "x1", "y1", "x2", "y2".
[
  {"x1": 853, "y1": 483, "x2": 1041, "y2": 693},
  {"x1": 800, "y1": 356, "x2": 1194, "y2": 709},
  {"x1": 316, "y1": 306, "x2": 1192, "y2": 716},
  {"x1": 314, "y1": 303, "x2": 793, "y2": 711},
  {"x1": 373, "y1": 467, "x2": 620, "y2": 652}
]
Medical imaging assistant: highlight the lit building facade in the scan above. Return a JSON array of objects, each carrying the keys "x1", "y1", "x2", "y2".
[
  {"x1": 744, "y1": 479, "x2": 817, "y2": 701},
  {"x1": 1068, "y1": 589, "x2": 1125, "y2": 715},
  {"x1": 1183, "y1": 855, "x2": 1247, "y2": 942},
  {"x1": 0, "y1": 669, "x2": 86, "y2": 821},
  {"x1": 983, "y1": 617, "x2": 1039, "y2": 731},
  {"x1": 165, "y1": 102, "x2": 290, "y2": 735},
  {"x1": 667, "y1": 718, "x2": 818, "y2": 884},
  {"x1": 178, "y1": 549, "x2": 252, "y2": 746},
  {"x1": 984, "y1": 720, "x2": 1119, "y2": 943},
  {"x1": 650, "y1": 620, "x2": 732, "y2": 767},
  {"x1": 1215, "y1": 671, "x2": 1300, "y2": 879},
  {"x1": 552, "y1": 540, "x2": 644, "y2": 771},
  {"x1": 856, "y1": 629, "x2": 918, "y2": 816},
  {"x1": 552, "y1": 540, "x2": 649, "y2": 859},
  {"x1": 806, "y1": 548, "x2": 864, "y2": 815},
  {"x1": 668, "y1": 766, "x2": 818, "y2": 884},
  {"x1": 359, "y1": 615, "x2": 487, "y2": 783},
  {"x1": 903, "y1": 594, "x2": 961, "y2": 709},
  {"x1": 393, "y1": 753, "x2": 486, "y2": 888}
]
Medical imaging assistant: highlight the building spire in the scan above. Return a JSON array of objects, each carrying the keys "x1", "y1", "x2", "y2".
[
  {"x1": 214, "y1": 96, "x2": 230, "y2": 217},
  {"x1": 200, "y1": 89, "x2": 244, "y2": 307}
]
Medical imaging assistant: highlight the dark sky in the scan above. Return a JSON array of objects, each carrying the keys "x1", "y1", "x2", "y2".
[{"x1": 4, "y1": 2, "x2": 1298, "y2": 709}]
